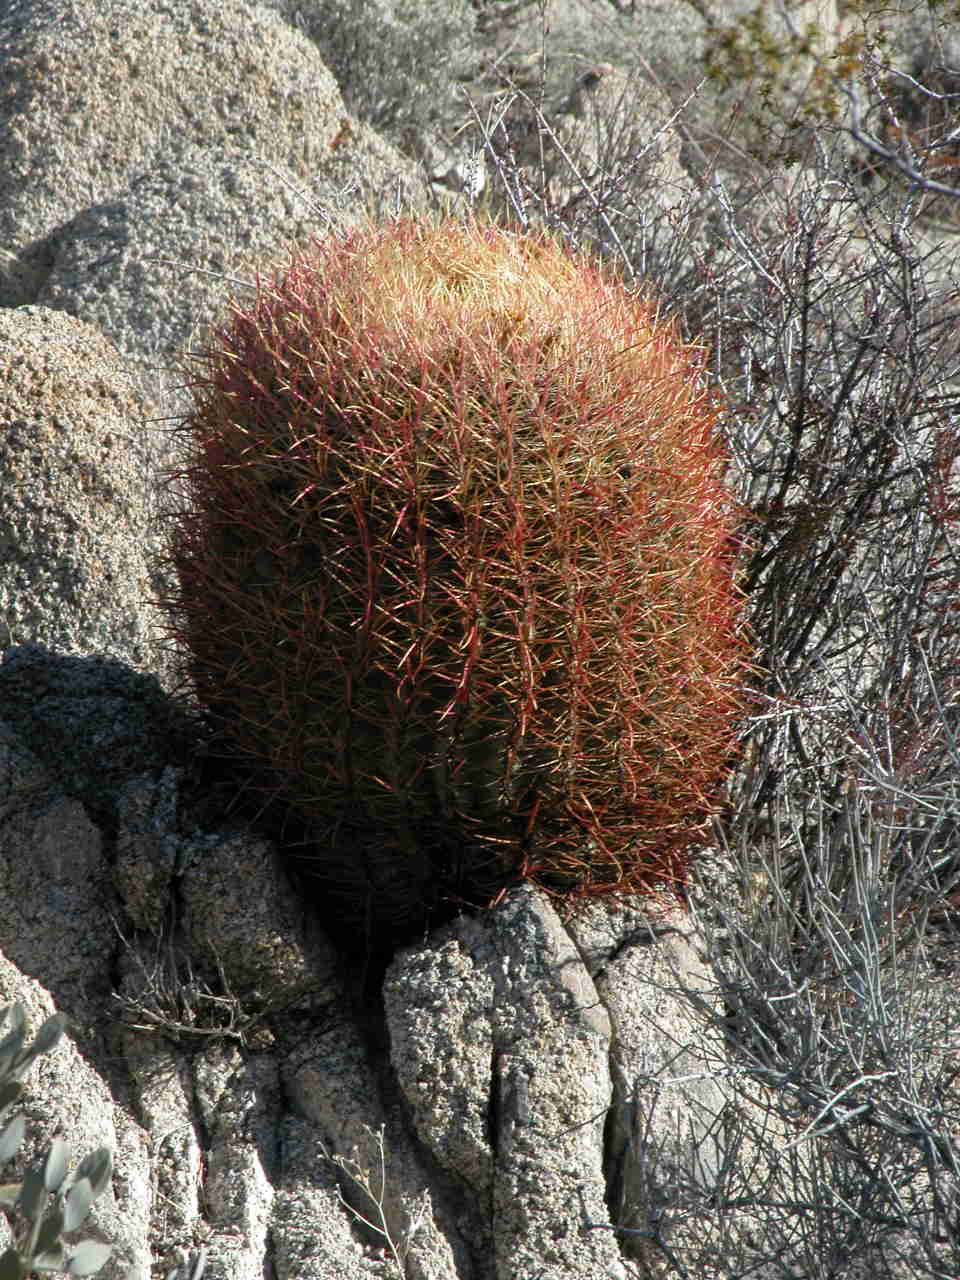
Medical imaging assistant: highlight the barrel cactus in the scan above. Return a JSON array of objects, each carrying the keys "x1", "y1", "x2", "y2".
[{"x1": 162, "y1": 217, "x2": 751, "y2": 949}]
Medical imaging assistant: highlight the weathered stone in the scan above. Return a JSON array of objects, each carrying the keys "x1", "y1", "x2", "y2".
[
  {"x1": 282, "y1": 1014, "x2": 472, "y2": 1280},
  {"x1": 0, "y1": 309, "x2": 170, "y2": 671},
  {"x1": 386, "y1": 888, "x2": 638, "y2": 1280}
]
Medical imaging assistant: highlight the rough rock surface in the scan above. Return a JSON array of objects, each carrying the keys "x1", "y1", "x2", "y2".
[
  {"x1": 0, "y1": 309, "x2": 171, "y2": 672},
  {"x1": 0, "y1": 0, "x2": 340, "y2": 301},
  {"x1": 0, "y1": 955, "x2": 153, "y2": 1278},
  {"x1": 385, "y1": 888, "x2": 627, "y2": 1280},
  {"x1": 569, "y1": 905, "x2": 732, "y2": 1270},
  {"x1": 0, "y1": 0, "x2": 431, "y2": 413}
]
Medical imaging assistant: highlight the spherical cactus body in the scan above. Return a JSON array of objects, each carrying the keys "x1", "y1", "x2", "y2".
[{"x1": 163, "y1": 217, "x2": 751, "y2": 947}]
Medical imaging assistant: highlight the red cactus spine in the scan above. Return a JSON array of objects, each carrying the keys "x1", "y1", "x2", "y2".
[{"x1": 161, "y1": 217, "x2": 753, "y2": 944}]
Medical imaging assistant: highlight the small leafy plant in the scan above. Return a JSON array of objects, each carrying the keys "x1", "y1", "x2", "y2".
[{"x1": 0, "y1": 1005, "x2": 113, "y2": 1279}]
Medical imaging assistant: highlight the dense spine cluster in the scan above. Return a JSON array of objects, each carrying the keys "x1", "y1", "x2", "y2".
[{"x1": 163, "y1": 218, "x2": 751, "y2": 943}]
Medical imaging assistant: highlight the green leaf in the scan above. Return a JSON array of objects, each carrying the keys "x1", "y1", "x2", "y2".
[
  {"x1": 24, "y1": 1014, "x2": 66, "y2": 1064},
  {"x1": 0, "y1": 1248, "x2": 24, "y2": 1280},
  {"x1": 0, "y1": 1114, "x2": 26, "y2": 1164},
  {"x1": 31, "y1": 1245, "x2": 66, "y2": 1273},
  {"x1": 35, "y1": 1204, "x2": 65, "y2": 1255},
  {"x1": 63, "y1": 1178, "x2": 94, "y2": 1232},
  {"x1": 0, "y1": 1182, "x2": 22, "y2": 1208},
  {"x1": 0, "y1": 1005, "x2": 25, "y2": 1040},
  {"x1": 0, "y1": 1080, "x2": 23, "y2": 1120},
  {"x1": 0, "y1": 1007, "x2": 27, "y2": 1065},
  {"x1": 18, "y1": 1161, "x2": 46, "y2": 1221},
  {"x1": 66, "y1": 1240, "x2": 112, "y2": 1276},
  {"x1": 43, "y1": 1137, "x2": 70, "y2": 1193},
  {"x1": 73, "y1": 1148, "x2": 112, "y2": 1200}
]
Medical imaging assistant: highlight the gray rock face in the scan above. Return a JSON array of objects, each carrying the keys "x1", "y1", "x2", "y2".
[
  {"x1": 0, "y1": 0, "x2": 344, "y2": 279},
  {"x1": 0, "y1": 717, "x2": 118, "y2": 1016},
  {"x1": 0, "y1": 309, "x2": 171, "y2": 671},
  {"x1": 384, "y1": 890, "x2": 740, "y2": 1279},
  {"x1": 385, "y1": 888, "x2": 629, "y2": 1280},
  {"x1": 0, "y1": 0, "x2": 431, "y2": 413},
  {"x1": 571, "y1": 906, "x2": 731, "y2": 1266},
  {"x1": 0, "y1": 957, "x2": 154, "y2": 1279}
]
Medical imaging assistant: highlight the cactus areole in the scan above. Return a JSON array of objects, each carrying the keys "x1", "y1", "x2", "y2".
[{"x1": 163, "y1": 217, "x2": 751, "y2": 949}]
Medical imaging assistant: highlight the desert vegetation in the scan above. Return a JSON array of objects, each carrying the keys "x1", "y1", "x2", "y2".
[
  {"x1": 408, "y1": 0, "x2": 960, "y2": 1275},
  {"x1": 0, "y1": 1007, "x2": 112, "y2": 1279}
]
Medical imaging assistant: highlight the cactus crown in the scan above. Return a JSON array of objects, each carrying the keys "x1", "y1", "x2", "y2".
[{"x1": 164, "y1": 217, "x2": 752, "y2": 949}]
